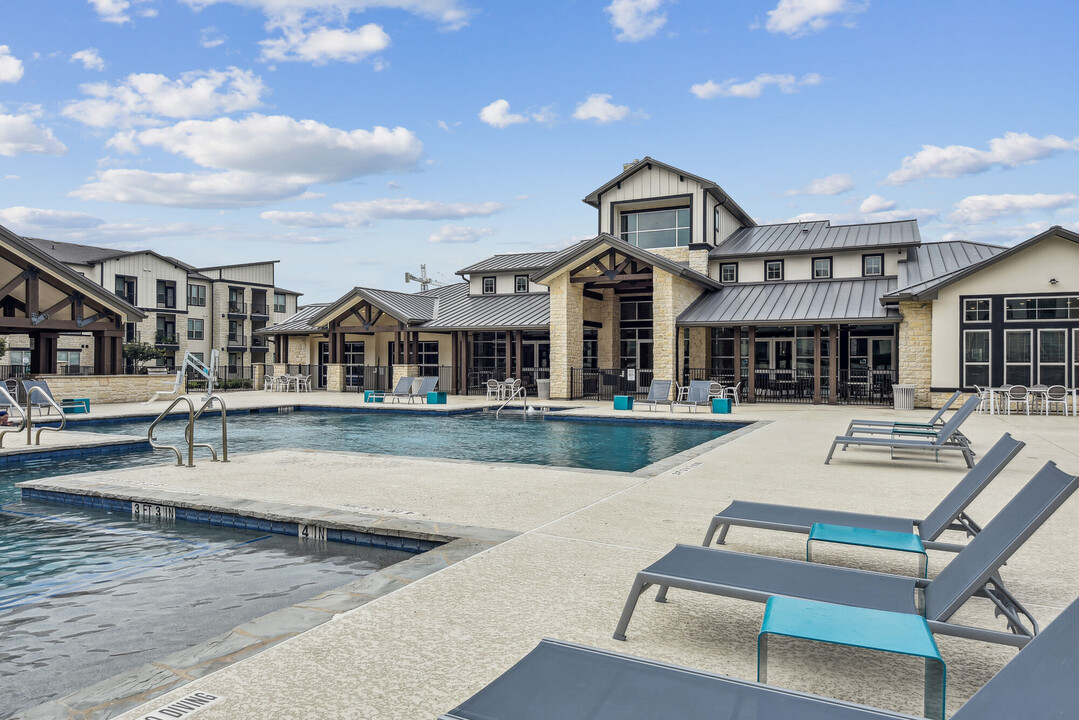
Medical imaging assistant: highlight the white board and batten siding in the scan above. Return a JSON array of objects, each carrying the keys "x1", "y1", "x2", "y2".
[
  {"x1": 201, "y1": 262, "x2": 276, "y2": 287},
  {"x1": 104, "y1": 252, "x2": 190, "y2": 310}
]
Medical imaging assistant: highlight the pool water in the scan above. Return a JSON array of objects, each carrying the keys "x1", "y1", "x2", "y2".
[{"x1": 75, "y1": 408, "x2": 743, "y2": 473}]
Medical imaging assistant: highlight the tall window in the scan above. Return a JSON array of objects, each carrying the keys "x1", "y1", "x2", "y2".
[
  {"x1": 1038, "y1": 329, "x2": 1067, "y2": 385},
  {"x1": 619, "y1": 207, "x2": 690, "y2": 249},
  {"x1": 583, "y1": 328, "x2": 598, "y2": 369},
  {"x1": 514, "y1": 275, "x2": 529, "y2": 293},
  {"x1": 709, "y1": 328, "x2": 738, "y2": 379},
  {"x1": 57, "y1": 350, "x2": 81, "y2": 367},
  {"x1": 862, "y1": 254, "x2": 884, "y2": 277},
  {"x1": 812, "y1": 257, "x2": 832, "y2": 279},
  {"x1": 115, "y1": 275, "x2": 136, "y2": 304},
  {"x1": 1004, "y1": 330, "x2": 1032, "y2": 385},
  {"x1": 765, "y1": 260, "x2": 784, "y2": 281},
  {"x1": 187, "y1": 284, "x2": 206, "y2": 307},
  {"x1": 963, "y1": 330, "x2": 990, "y2": 387},
  {"x1": 187, "y1": 318, "x2": 204, "y2": 340},
  {"x1": 156, "y1": 280, "x2": 176, "y2": 309},
  {"x1": 156, "y1": 315, "x2": 176, "y2": 344},
  {"x1": 9, "y1": 350, "x2": 30, "y2": 366},
  {"x1": 719, "y1": 263, "x2": 738, "y2": 283},
  {"x1": 228, "y1": 287, "x2": 245, "y2": 313},
  {"x1": 482, "y1": 277, "x2": 496, "y2": 294},
  {"x1": 273, "y1": 292, "x2": 287, "y2": 313}
]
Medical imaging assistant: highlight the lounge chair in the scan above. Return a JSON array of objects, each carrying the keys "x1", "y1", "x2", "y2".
[
  {"x1": 672, "y1": 379, "x2": 711, "y2": 413},
  {"x1": 442, "y1": 595, "x2": 1079, "y2": 720},
  {"x1": 636, "y1": 379, "x2": 672, "y2": 412},
  {"x1": 409, "y1": 376, "x2": 439, "y2": 403},
  {"x1": 844, "y1": 390, "x2": 963, "y2": 435},
  {"x1": 20, "y1": 379, "x2": 82, "y2": 416},
  {"x1": 706, "y1": 433, "x2": 1024, "y2": 553},
  {"x1": 825, "y1": 394, "x2": 980, "y2": 467},
  {"x1": 614, "y1": 461, "x2": 1078, "y2": 646},
  {"x1": 371, "y1": 376, "x2": 414, "y2": 403}
]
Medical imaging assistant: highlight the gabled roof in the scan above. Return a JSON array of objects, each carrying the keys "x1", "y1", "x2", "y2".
[
  {"x1": 530, "y1": 233, "x2": 723, "y2": 290},
  {"x1": 885, "y1": 226, "x2": 1079, "y2": 301},
  {"x1": 0, "y1": 225, "x2": 145, "y2": 320},
  {"x1": 678, "y1": 277, "x2": 899, "y2": 326},
  {"x1": 312, "y1": 286, "x2": 438, "y2": 326},
  {"x1": 273, "y1": 286, "x2": 303, "y2": 296},
  {"x1": 255, "y1": 303, "x2": 330, "y2": 335},
  {"x1": 24, "y1": 236, "x2": 196, "y2": 272},
  {"x1": 897, "y1": 239, "x2": 1005, "y2": 289},
  {"x1": 418, "y1": 283, "x2": 550, "y2": 330},
  {"x1": 582, "y1": 156, "x2": 756, "y2": 228},
  {"x1": 456, "y1": 251, "x2": 560, "y2": 276},
  {"x1": 712, "y1": 219, "x2": 921, "y2": 258}
]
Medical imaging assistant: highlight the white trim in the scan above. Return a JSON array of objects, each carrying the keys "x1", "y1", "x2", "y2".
[
  {"x1": 963, "y1": 297, "x2": 991, "y2": 323},
  {"x1": 1037, "y1": 328, "x2": 1068, "y2": 386},
  {"x1": 963, "y1": 328, "x2": 990, "y2": 388},
  {"x1": 1004, "y1": 328, "x2": 1033, "y2": 385}
]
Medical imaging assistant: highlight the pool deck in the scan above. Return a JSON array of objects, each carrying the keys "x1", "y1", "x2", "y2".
[{"x1": 7, "y1": 392, "x2": 1079, "y2": 719}]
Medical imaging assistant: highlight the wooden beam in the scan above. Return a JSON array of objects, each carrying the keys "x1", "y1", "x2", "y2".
[
  {"x1": 0, "y1": 316, "x2": 115, "y2": 332},
  {"x1": 32, "y1": 294, "x2": 77, "y2": 325},
  {"x1": 571, "y1": 273, "x2": 653, "y2": 284},
  {"x1": 0, "y1": 271, "x2": 29, "y2": 300},
  {"x1": 24, "y1": 270, "x2": 39, "y2": 319}
]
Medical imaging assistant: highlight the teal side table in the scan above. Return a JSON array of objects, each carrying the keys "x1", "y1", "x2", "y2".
[
  {"x1": 613, "y1": 395, "x2": 634, "y2": 410},
  {"x1": 711, "y1": 398, "x2": 731, "y2": 414},
  {"x1": 808, "y1": 522, "x2": 928, "y2": 578},
  {"x1": 759, "y1": 596, "x2": 945, "y2": 720},
  {"x1": 427, "y1": 391, "x2": 447, "y2": 404}
]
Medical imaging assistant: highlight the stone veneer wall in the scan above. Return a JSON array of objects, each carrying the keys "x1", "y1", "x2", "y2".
[
  {"x1": 37, "y1": 374, "x2": 182, "y2": 405},
  {"x1": 898, "y1": 300, "x2": 933, "y2": 408},
  {"x1": 549, "y1": 273, "x2": 583, "y2": 399},
  {"x1": 688, "y1": 327, "x2": 708, "y2": 370},
  {"x1": 652, "y1": 270, "x2": 703, "y2": 399}
]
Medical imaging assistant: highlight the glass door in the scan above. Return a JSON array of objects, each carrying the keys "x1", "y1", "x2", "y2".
[
  {"x1": 1038, "y1": 329, "x2": 1066, "y2": 386},
  {"x1": 318, "y1": 341, "x2": 328, "y2": 388}
]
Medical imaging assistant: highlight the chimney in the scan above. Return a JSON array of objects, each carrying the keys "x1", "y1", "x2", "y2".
[{"x1": 622, "y1": 159, "x2": 641, "y2": 172}]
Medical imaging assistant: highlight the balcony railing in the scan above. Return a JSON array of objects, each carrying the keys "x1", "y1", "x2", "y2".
[
  {"x1": 115, "y1": 291, "x2": 136, "y2": 305},
  {"x1": 227, "y1": 301, "x2": 247, "y2": 315},
  {"x1": 250, "y1": 303, "x2": 269, "y2": 316},
  {"x1": 227, "y1": 333, "x2": 247, "y2": 347},
  {"x1": 250, "y1": 335, "x2": 268, "y2": 348},
  {"x1": 154, "y1": 332, "x2": 179, "y2": 346}
]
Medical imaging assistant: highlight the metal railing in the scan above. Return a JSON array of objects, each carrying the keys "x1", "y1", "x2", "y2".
[
  {"x1": 465, "y1": 366, "x2": 548, "y2": 396},
  {"x1": 227, "y1": 301, "x2": 247, "y2": 314},
  {"x1": 0, "y1": 384, "x2": 27, "y2": 448},
  {"x1": 148, "y1": 394, "x2": 228, "y2": 467},
  {"x1": 570, "y1": 367, "x2": 655, "y2": 401},
  {"x1": 26, "y1": 385, "x2": 66, "y2": 445},
  {"x1": 250, "y1": 303, "x2": 270, "y2": 316},
  {"x1": 0, "y1": 364, "x2": 30, "y2": 380},
  {"x1": 57, "y1": 364, "x2": 97, "y2": 376},
  {"x1": 155, "y1": 332, "x2": 179, "y2": 345},
  {"x1": 495, "y1": 382, "x2": 528, "y2": 417},
  {"x1": 227, "y1": 333, "x2": 247, "y2": 347},
  {"x1": 685, "y1": 367, "x2": 897, "y2": 405}
]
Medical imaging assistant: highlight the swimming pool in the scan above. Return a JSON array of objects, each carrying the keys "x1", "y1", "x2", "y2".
[{"x1": 72, "y1": 407, "x2": 745, "y2": 473}]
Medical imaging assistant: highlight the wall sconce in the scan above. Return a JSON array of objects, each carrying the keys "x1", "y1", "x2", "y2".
[{"x1": 1049, "y1": 278, "x2": 1059, "y2": 285}]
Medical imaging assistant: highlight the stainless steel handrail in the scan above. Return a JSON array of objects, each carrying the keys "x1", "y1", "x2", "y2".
[
  {"x1": 495, "y1": 385, "x2": 528, "y2": 418},
  {"x1": 27, "y1": 386, "x2": 66, "y2": 445},
  {"x1": 183, "y1": 395, "x2": 228, "y2": 463},
  {"x1": 0, "y1": 385, "x2": 27, "y2": 448},
  {"x1": 148, "y1": 396, "x2": 196, "y2": 466}
]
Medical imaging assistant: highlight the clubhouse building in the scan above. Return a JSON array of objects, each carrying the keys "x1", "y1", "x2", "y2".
[{"x1": 262, "y1": 157, "x2": 1079, "y2": 407}]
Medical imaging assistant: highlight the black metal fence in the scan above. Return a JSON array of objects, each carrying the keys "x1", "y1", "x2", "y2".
[
  {"x1": 570, "y1": 367, "x2": 655, "y2": 401},
  {"x1": 464, "y1": 366, "x2": 550, "y2": 396},
  {"x1": 685, "y1": 367, "x2": 897, "y2": 405},
  {"x1": 184, "y1": 365, "x2": 256, "y2": 392},
  {"x1": 0, "y1": 364, "x2": 31, "y2": 380}
]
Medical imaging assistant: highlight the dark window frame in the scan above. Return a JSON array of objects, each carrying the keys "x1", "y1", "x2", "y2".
[
  {"x1": 187, "y1": 283, "x2": 206, "y2": 307},
  {"x1": 812, "y1": 256, "x2": 833, "y2": 280},
  {"x1": 514, "y1": 275, "x2": 529, "y2": 293},
  {"x1": 862, "y1": 253, "x2": 884, "y2": 277},
  {"x1": 719, "y1": 262, "x2": 738, "y2": 283},
  {"x1": 765, "y1": 259, "x2": 784, "y2": 282},
  {"x1": 156, "y1": 279, "x2": 177, "y2": 309},
  {"x1": 481, "y1": 276, "x2": 496, "y2": 295},
  {"x1": 273, "y1": 292, "x2": 287, "y2": 313}
]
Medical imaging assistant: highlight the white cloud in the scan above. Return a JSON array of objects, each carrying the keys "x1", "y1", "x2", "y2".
[
  {"x1": 89, "y1": 0, "x2": 155, "y2": 24},
  {"x1": 70, "y1": 48, "x2": 106, "y2": 71},
  {"x1": 0, "y1": 46, "x2": 25, "y2": 83},
  {"x1": 72, "y1": 169, "x2": 312, "y2": 208},
  {"x1": 884, "y1": 132, "x2": 1079, "y2": 185},
  {"x1": 200, "y1": 26, "x2": 228, "y2": 48},
  {"x1": 858, "y1": 194, "x2": 896, "y2": 213},
  {"x1": 949, "y1": 193, "x2": 1078, "y2": 224},
  {"x1": 939, "y1": 222, "x2": 1050, "y2": 245},
  {"x1": 605, "y1": 0, "x2": 666, "y2": 42},
  {"x1": 0, "y1": 109, "x2": 68, "y2": 157},
  {"x1": 764, "y1": 0, "x2": 867, "y2": 36},
  {"x1": 786, "y1": 207, "x2": 937, "y2": 224},
  {"x1": 784, "y1": 173, "x2": 853, "y2": 196},
  {"x1": 0, "y1": 175, "x2": 18, "y2": 181},
  {"x1": 428, "y1": 224, "x2": 494, "y2": 244},
  {"x1": 262, "y1": 198, "x2": 505, "y2": 227},
  {"x1": 573, "y1": 94, "x2": 642, "y2": 124},
  {"x1": 479, "y1": 99, "x2": 528, "y2": 129},
  {"x1": 691, "y1": 72, "x2": 822, "y2": 99},
  {"x1": 179, "y1": 0, "x2": 473, "y2": 31},
  {"x1": 0, "y1": 206, "x2": 104, "y2": 229},
  {"x1": 260, "y1": 23, "x2": 390, "y2": 64},
  {"x1": 63, "y1": 67, "x2": 267, "y2": 128}
]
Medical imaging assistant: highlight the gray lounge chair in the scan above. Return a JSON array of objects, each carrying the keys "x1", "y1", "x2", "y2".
[
  {"x1": 672, "y1": 379, "x2": 711, "y2": 413},
  {"x1": 409, "y1": 376, "x2": 439, "y2": 403},
  {"x1": 825, "y1": 394, "x2": 980, "y2": 467},
  {"x1": 706, "y1": 433, "x2": 1024, "y2": 552},
  {"x1": 20, "y1": 379, "x2": 79, "y2": 416},
  {"x1": 636, "y1": 380, "x2": 672, "y2": 412},
  {"x1": 371, "y1": 376, "x2": 414, "y2": 403},
  {"x1": 845, "y1": 390, "x2": 963, "y2": 435},
  {"x1": 442, "y1": 595, "x2": 1079, "y2": 720},
  {"x1": 614, "y1": 461, "x2": 1078, "y2": 647}
]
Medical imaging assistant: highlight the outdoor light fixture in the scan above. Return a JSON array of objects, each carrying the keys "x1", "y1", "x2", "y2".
[{"x1": 1049, "y1": 278, "x2": 1059, "y2": 285}]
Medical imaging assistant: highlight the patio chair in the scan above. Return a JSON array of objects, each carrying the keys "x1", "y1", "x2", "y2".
[
  {"x1": 825, "y1": 394, "x2": 980, "y2": 467},
  {"x1": 705, "y1": 433, "x2": 1024, "y2": 553},
  {"x1": 442, "y1": 595, "x2": 1079, "y2": 720},
  {"x1": 635, "y1": 379, "x2": 673, "y2": 412},
  {"x1": 1005, "y1": 385, "x2": 1030, "y2": 415},
  {"x1": 708, "y1": 381, "x2": 724, "y2": 400},
  {"x1": 297, "y1": 374, "x2": 312, "y2": 392},
  {"x1": 672, "y1": 380, "x2": 711, "y2": 413},
  {"x1": 409, "y1": 376, "x2": 439, "y2": 403},
  {"x1": 724, "y1": 381, "x2": 742, "y2": 406},
  {"x1": 973, "y1": 386, "x2": 993, "y2": 413},
  {"x1": 1044, "y1": 385, "x2": 1070, "y2": 416},
  {"x1": 20, "y1": 379, "x2": 83, "y2": 416},
  {"x1": 613, "y1": 461, "x2": 1078, "y2": 649},
  {"x1": 372, "y1": 376, "x2": 414, "y2": 403},
  {"x1": 845, "y1": 390, "x2": 962, "y2": 434},
  {"x1": 485, "y1": 379, "x2": 501, "y2": 401},
  {"x1": 263, "y1": 373, "x2": 276, "y2": 391}
]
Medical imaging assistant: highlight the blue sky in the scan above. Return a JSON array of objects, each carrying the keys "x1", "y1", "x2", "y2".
[{"x1": 1, "y1": 0, "x2": 1077, "y2": 300}]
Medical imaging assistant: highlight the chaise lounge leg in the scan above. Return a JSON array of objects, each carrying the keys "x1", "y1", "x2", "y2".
[
  {"x1": 702, "y1": 517, "x2": 730, "y2": 546},
  {"x1": 613, "y1": 577, "x2": 652, "y2": 641},
  {"x1": 824, "y1": 440, "x2": 839, "y2": 464}
]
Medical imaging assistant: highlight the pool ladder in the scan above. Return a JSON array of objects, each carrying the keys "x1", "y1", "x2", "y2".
[
  {"x1": 148, "y1": 395, "x2": 229, "y2": 467},
  {"x1": 0, "y1": 385, "x2": 66, "y2": 448},
  {"x1": 494, "y1": 385, "x2": 528, "y2": 418}
]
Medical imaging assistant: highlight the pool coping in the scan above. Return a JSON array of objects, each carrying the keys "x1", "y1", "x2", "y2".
[{"x1": 8, "y1": 480, "x2": 517, "y2": 720}]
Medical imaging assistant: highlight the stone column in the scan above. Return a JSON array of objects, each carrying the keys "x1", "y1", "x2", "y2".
[
  {"x1": 253, "y1": 363, "x2": 265, "y2": 391},
  {"x1": 596, "y1": 288, "x2": 619, "y2": 370},
  {"x1": 689, "y1": 327, "x2": 708, "y2": 371},
  {"x1": 898, "y1": 301, "x2": 933, "y2": 408},
  {"x1": 549, "y1": 273, "x2": 583, "y2": 399},
  {"x1": 653, "y1": 270, "x2": 701, "y2": 399},
  {"x1": 393, "y1": 364, "x2": 421, "y2": 385},
  {"x1": 326, "y1": 364, "x2": 345, "y2": 392}
]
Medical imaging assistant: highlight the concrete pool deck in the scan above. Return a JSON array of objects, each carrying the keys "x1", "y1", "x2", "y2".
[{"x1": 8, "y1": 395, "x2": 1079, "y2": 718}]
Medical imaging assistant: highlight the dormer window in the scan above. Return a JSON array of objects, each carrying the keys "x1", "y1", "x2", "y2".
[
  {"x1": 482, "y1": 276, "x2": 496, "y2": 294},
  {"x1": 720, "y1": 263, "x2": 738, "y2": 283},
  {"x1": 812, "y1": 257, "x2": 832, "y2": 279},
  {"x1": 765, "y1": 260, "x2": 784, "y2": 281},
  {"x1": 514, "y1": 275, "x2": 529, "y2": 293},
  {"x1": 862, "y1": 254, "x2": 884, "y2": 277},
  {"x1": 619, "y1": 207, "x2": 690, "y2": 249}
]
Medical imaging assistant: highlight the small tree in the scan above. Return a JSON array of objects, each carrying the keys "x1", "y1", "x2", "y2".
[{"x1": 123, "y1": 341, "x2": 165, "y2": 372}]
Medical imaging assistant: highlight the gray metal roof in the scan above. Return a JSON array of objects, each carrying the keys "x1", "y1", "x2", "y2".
[
  {"x1": 419, "y1": 283, "x2": 550, "y2": 330},
  {"x1": 886, "y1": 226, "x2": 1078, "y2": 301},
  {"x1": 897, "y1": 240, "x2": 1004, "y2": 289},
  {"x1": 24, "y1": 236, "x2": 132, "y2": 265},
  {"x1": 255, "y1": 303, "x2": 330, "y2": 335},
  {"x1": 678, "y1": 278, "x2": 899, "y2": 326},
  {"x1": 711, "y1": 219, "x2": 921, "y2": 258},
  {"x1": 456, "y1": 251, "x2": 560, "y2": 276},
  {"x1": 314, "y1": 286, "x2": 438, "y2": 326}
]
